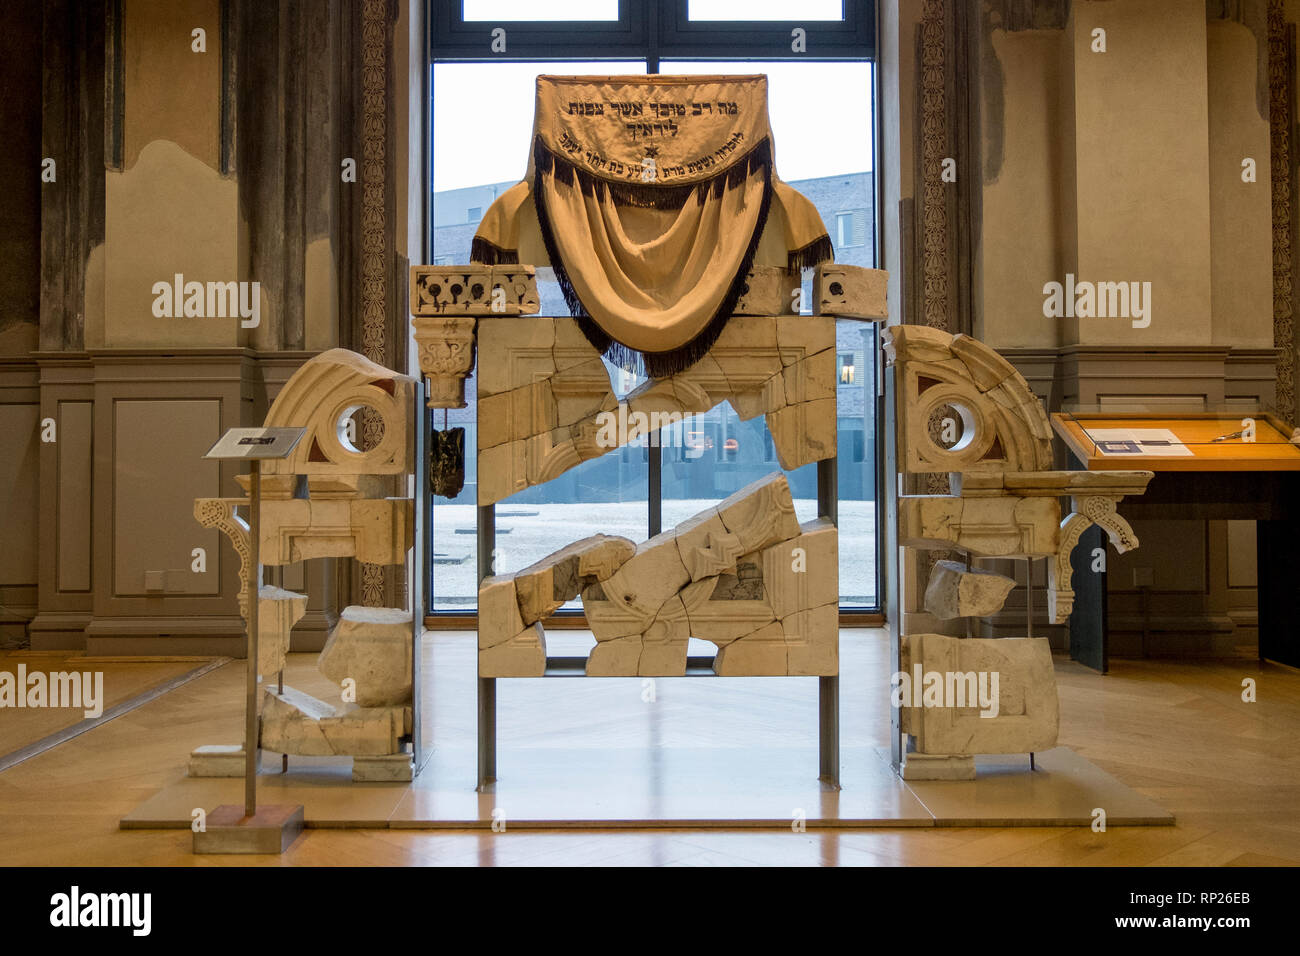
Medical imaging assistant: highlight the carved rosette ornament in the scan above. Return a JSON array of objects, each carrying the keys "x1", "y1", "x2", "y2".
[{"x1": 414, "y1": 316, "x2": 477, "y2": 408}]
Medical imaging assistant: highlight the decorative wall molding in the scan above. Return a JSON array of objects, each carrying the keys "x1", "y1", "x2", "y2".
[
  {"x1": 359, "y1": 0, "x2": 394, "y2": 608},
  {"x1": 919, "y1": 0, "x2": 949, "y2": 334},
  {"x1": 1269, "y1": 0, "x2": 1296, "y2": 419}
]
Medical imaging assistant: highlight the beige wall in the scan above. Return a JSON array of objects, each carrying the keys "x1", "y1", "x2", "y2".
[
  {"x1": 1069, "y1": 0, "x2": 1212, "y2": 347},
  {"x1": 978, "y1": 28, "x2": 1070, "y2": 348},
  {"x1": 1207, "y1": 19, "x2": 1273, "y2": 348}
]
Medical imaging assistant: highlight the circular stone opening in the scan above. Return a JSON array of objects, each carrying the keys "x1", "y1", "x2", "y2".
[
  {"x1": 926, "y1": 402, "x2": 978, "y2": 453},
  {"x1": 337, "y1": 404, "x2": 384, "y2": 454}
]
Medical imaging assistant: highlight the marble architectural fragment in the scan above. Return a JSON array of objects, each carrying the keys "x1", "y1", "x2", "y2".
[
  {"x1": 512, "y1": 534, "x2": 637, "y2": 624},
  {"x1": 257, "y1": 586, "x2": 308, "y2": 676},
  {"x1": 475, "y1": 315, "x2": 838, "y2": 503},
  {"x1": 479, "y1": 622, "x2": 547, "y2": 678},
  {"x1": 188, "y1": 744, "x2": 246, "y2": 778},
  {"x1": 260, "y1": 686, "x2": 407, "y2": 757},
  {"x1": 256, "y1": 496, "x2": 413, "y2": 566},
  {"x1": 898, "y1": 494, "x2": 1061, "y2": 557},
  {"x1": 410, "y1": 264, "x2": 539, "y2": 316},
  {"x1": 813, "y1": 264, "x2": 889, "y2": 319},
  {"x1": 352, "y1": 753, "x2": 414, "y2": 783},
  {"x1": 923, "y1": 559, "x2": 1017, "y2": 620},
  {"x1": 573, "y1": 474, "x2": 837, "y2": 677},
  {"x1": 899, "y1": 633, "x2": 1059, "y2": 759},
  {"x1": 317, "y1": 605, "x2": 412, "y2": 707}
]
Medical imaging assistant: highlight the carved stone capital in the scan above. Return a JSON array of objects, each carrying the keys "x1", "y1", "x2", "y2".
[{"x1": 413, "y1": 314, "x2": 477, "y2": 408}]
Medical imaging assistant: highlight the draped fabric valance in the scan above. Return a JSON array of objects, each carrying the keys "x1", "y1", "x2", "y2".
[{"x1": 471, "y1": 75, "x2": 833, "y2": 377}]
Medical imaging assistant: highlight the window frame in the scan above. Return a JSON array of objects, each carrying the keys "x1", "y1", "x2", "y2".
[{"x1": 425, "y1": 0, "x2": 882, "y2": 620}]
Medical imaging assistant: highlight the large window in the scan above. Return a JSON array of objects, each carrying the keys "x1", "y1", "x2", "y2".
[{"x1": 428, "y1": 0, "x2": 879, "y2": 613}]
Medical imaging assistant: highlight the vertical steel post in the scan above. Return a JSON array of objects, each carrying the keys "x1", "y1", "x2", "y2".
[
  {"x1": 817, "y1": 456, "x2": 839, "y2": 787},
  {"x1": 245, "y1": 459, "x2": 261, "y2": 817},
  {"x1": 477, "y1": 503, "x2": 496, "y2": 788}
]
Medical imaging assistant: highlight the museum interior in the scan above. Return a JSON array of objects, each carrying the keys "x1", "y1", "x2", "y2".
[{"x1": 1, "y1": 0, "x2": 1298, "y2": 868}]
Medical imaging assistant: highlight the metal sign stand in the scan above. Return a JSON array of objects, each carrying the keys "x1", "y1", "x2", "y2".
[{"x1": 194, "y1": 426, "x2": 307, "y2": 855}]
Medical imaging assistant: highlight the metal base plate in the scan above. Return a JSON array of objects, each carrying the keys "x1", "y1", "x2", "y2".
[{"x1": 192, "y1": 803, "x2": 305, "y2": 854}]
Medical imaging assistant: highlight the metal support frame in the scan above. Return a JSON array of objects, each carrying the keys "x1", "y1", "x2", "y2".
[
  {"x1": 477, "y1": 503, "x2": 496, "y2": 790},
  {"x1": 473, "y1": 454, "x2": 844, "y2": 791},
  {"x1": 411, "y1": 392, "x2": 429, "y2": 775},
  {"x1": 817, "y1": 456, "x2": 840, "y2": 788},
  {"x1": 244, "y1": 459, "x2": 261, "y2": 816}
]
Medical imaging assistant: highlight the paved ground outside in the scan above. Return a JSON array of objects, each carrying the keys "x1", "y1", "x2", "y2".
[{"x1": 430, "y1": 499, "x2": 878, "y2": 610}]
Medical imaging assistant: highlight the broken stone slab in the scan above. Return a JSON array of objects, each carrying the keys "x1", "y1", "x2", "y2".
[
  {"x1": 899, "y1": 633, "x2": 1059, "y2": 755},
  {"x1": 259, "y1": 685, "x2": 405, "y2": 756},
  {"x1": 783, "y1": 603, "x2": 839, "y2": 676},
  {"x1": 512, "y1": 534, "x2": 637, "y2": 624},
  {"x1": 585, "y1": 634, "x2": 643, "y2": 676},
  {"x1": 782, "y1": 347, "x2": 836, "y2": 404},
  {"x1": 923, "y1": 559, "x2": 1017, "y2": 620},
  {"x1": 813, "y1": 264, "x2": 888, "y2": 319},
  {"x1": 257, "y1": 585, "x2": 307, "y2": 677},
  {"x1": 479, "y1": 575, "x2": 526, "y2": 649},
  {"x1": 479, "y1": 622, "x2": 546, "y2": 677},
  {"x1": 717, "y1": 472, "x2": 803, "y2": 554},
  {"x1": 672, "y1": 509, "x2": 743, "y2": 582},
  {"x1": 735, "y1": 265, "x2": 799, "y2": 315},
  {"x1": 188, "y1": 744, "x2": 245, "y2": 778},
  {"x1": 593, "y1": 528, "x2": 693, "y2": 623},
  {"x1": 713, "y1": 621, "x2": 787, "y2": 676},
  {"x1": 898, "y1": 494, "x2": 1060, "y2": 557},
  {"x1": 409, "y1": 264, "x2": 539, "y2": 316},
  {"x1": 317, "y1": 605, "x2": 413, "y2": 706},
  {"x1": 352, "y1": 753, "x2": 414, "y2": 783},
  {"x1": 759, "y1": 517, "x2": 838, "y2": 618},
  {"x1": 765, "y1": 398, "x2": 836, "y2": 470}
]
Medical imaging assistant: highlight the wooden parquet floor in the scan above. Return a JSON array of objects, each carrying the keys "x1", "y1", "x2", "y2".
[{"x1": 0, "y1": 630, "x2": 1296, "y2": 866}]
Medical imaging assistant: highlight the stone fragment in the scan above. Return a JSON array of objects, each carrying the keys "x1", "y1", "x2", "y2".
[
  {"x1": 812, "y1": 264, "x2": 888, "y2": 319},
  {"x1": 898, "y1": 494, "x2": 1060, "y2": 557},
  {"x1": 479, "y1": 622, "x2": 546, "y2": 677},
  {"x1": 899, "y1": 634, "x2": 1059, "y2": 755},
  {"x1": 188, "y1": 744, "x2": 245, "y2": 778},
  {"x1": 260, "y1": 686, "x2": 404, "y2": 756},
  {"x1": 512, "y1": 534, "x2": 636, "y2": 624},
  {"x1": 257, "y1": 585, "x2": 307, "y2": 677},
  {"x1": 586, "y1": 634, "x2": 643, "y2": 676},
  {"x1": 639, "y1": 595, "x2": 691, "y2": 676},
  {"x1": 782, "y1": 347, "x2": 836, "y2": 404},
  {"x1": 923, "y1": 559, "x2": 1017, "y2": 620},
  {"x1": 783, "y1": 603, "x2": 838, "y2": 676},
  {"x1": 735, "y1": 265, "x2": 798, "y2": 315},
  {"x1": 596, "y1": 529, "x2": 693, "y2": 622},
  {"x1": 716, "y1": 473, "x2": 802, "y2": 554},
  {"x1": 317, "y1": 605, "x2": 412, "y2": 706},
  {"x1": 730, "y1": 372, "x2": 786, "y2": 421},
  {"x1": 672, "y1": 509, "x2": 743, "y2": 582},
  {"x1": 352, "y1": 754, "x2": 414, "y2": 782},
  {"x1": 479, "y1": 575, "x2": 526, "y2": 649},
  {"x1": 477, "y1": 380, "x2": 558, "y2": 450},
  {"x1": 409, "y1": 263, "x2": 539, "y2": 316},
  {"x1": 257, "y1": 497, "x2": 413, "y2": 566},
  {"x1": 713, "y1": 621, "x2": 787, "y2": 676},
  {"x1": 760, "y1": 518, "x2": 838, "y2": 618},
  {"x1": 765, "y1": 397, "x2": 836, "y2": 470}
]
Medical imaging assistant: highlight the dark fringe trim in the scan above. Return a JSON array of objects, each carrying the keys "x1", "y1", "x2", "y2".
[
  {"x1": 469, "y1": 236, "x2": 518, "y2": 265},
  {"x1": 534, "y1": 135, "x2": 773, "y2": 211},
  {"x1": 532, "y1": 137, "x2": 775, "y2": 378},
  {"x1": 787, "y1": 234, "x2": 835, "y2": 274}
]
